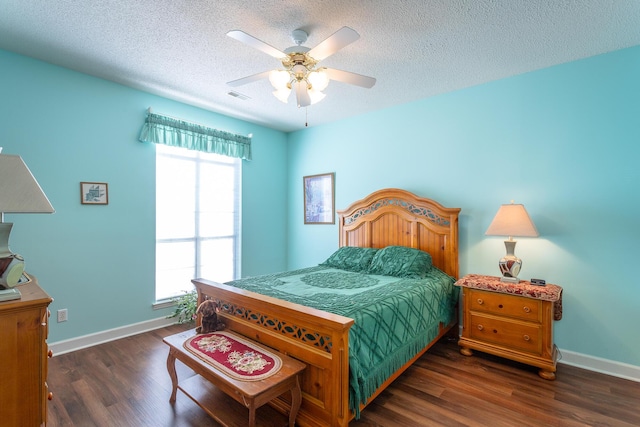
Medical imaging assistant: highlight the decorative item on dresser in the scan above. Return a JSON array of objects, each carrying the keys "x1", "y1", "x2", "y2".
[
  {"x1": 0, "y1": 275, "x2": 53, "y2": 426},
  {"x1": 456, "y1": 274, "x2": 562, "y2": 380}
]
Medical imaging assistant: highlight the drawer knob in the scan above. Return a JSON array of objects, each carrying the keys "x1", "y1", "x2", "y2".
[
  {"x1": 523, "y1": 335, "x2": 531, "y2": 341},
  {"x1": 523, "y1": 306, "x2": 531, "y2": 313},
  {"x1": 476, "y1": 298, "x2": 484, "y2": 305},
  {"x1": 477, "y1": 325, "x2": 484, "y2": 331},
  {"x1": 48, "y1": 349, "x2": 53, "y2": 358},
  {"x1": 48, "y1": 392, "x2": 54, "y2": 401}
]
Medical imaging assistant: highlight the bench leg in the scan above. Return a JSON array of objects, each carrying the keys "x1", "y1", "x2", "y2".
[
  {"x1": 166, "y1": 348, "x2": 179, "y2": 404},
  {"x1": 289, "y1": 376, "x2": 302, "y2": 427}
]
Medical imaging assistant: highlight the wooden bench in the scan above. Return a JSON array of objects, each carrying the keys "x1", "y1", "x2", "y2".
[{"x1": 164, "y1": 330, "x2": 306, "y2": 427}]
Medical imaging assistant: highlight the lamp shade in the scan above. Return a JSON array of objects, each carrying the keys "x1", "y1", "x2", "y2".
[
  {"x1": 308, "y1": 69, "x2": 329, "y2": 92},
  {"x1": 308, "y1": 87, "x2": 326, "y2": 105},
  {"x1": 485, "y1": 203, "x2": 538, "y2": 238},
  {"x1": 268, "y1": 70, "x2": 290, "y2": 90},
  {"x1": 0, "y1": 154, "x2": 55, "y2": 215},
  {"x1": 272, "y1": 87, "x2": 291, "y2": 103}
]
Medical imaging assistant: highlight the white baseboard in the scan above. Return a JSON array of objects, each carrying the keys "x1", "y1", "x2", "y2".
[
  {"x1": 49, "y1": 316, "x2": 177, "y2": 356},
  {"x1": 558, "y1": 348, "x2": 640, "y2": 383}
]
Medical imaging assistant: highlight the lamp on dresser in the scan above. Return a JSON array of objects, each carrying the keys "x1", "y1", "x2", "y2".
[
  {"x1": 0, "y1": 151, "x2": 55, "y2": 289},
  {"x1": 485, "y1": 201, "x2": 538, "y2": 283}
]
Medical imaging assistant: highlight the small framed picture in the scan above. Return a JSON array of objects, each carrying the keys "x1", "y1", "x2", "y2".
[
  {"x1": 303, "y1": 173, "x2": 335, "y2": 224},
  {"x1": 80, "y1": 182, "x2": 108, "y2": 205}
]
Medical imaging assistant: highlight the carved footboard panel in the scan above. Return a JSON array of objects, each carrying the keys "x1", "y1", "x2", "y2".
[{"x1": 192, "y1": 278, "x2": 355, "y2": 427}]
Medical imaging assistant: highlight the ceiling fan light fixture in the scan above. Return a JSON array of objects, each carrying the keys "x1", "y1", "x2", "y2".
[
  {"x1": 308, "y1": 87, "x2": 326, "y2": 105},
  {"x1": 227, "y1": 27, "x2": 375, "y2": 111},
  {"x1": 269, "y1": 69, "x2": 290, "y2": 90},
  {"x1": 308, "y1": 69, "x2": 329, "y2": 92},
  {"x1": 273, "y1": 87, "x2": 291, "y2": 103}
]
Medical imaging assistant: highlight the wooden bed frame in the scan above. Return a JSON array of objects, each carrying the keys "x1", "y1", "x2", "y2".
[{"x1": 191, "y1": 188, "x2": 461, "y2": 427}]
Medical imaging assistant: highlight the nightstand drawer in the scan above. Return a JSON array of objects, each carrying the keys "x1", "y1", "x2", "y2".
[
  {"x1": 468, "y1": 289, "x2": 542, "y2": 322},
  {"x1": 469, "y1": 313, "x2": 542, "y2": 355}
]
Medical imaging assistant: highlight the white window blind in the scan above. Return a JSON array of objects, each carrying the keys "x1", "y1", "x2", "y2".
[{"x1": 155, "y1": 144, "x2": 241, "y2": 301}]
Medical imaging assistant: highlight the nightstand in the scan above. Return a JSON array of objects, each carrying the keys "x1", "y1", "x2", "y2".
[{"x1": 455, "y1": 274, "x2": 563, "y2": 380}]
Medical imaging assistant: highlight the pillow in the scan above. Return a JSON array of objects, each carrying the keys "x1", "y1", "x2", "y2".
[
  {"x1": 367, "y1": 246, "x2": 433, "y2": 278},
  {"x1": 320, "y1": 246, "x2": 378, "y2": 272}
]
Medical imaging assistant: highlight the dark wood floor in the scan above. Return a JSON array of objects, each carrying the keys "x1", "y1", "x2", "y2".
[{"x1": 47, "y1": 324, "x2": 640, "y2": 427}]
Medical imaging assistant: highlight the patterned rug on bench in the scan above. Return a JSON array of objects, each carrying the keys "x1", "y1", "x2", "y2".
[{"x1": 184, "y1": 331, "x2": 282, "y2": 381}]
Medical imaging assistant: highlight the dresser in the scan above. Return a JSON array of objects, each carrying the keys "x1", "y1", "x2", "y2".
[
  {"x1": 0, "y1": 276, "x2": 53, "y2": 426},
  {"x1": 455, "y1": 274, "x2": 563, "y2": 380}
]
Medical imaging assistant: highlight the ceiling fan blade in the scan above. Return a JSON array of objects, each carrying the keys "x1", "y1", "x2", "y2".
[
  {"x1": 227, "y1": 30, "x2": 287, "y2": 59},
  {"x1": 294, "y1": 81, "x2": 311, "y2": 107},
  {"x1": 308, "y1": 27, "x2": 360, "y2": 61},
  {"x1": 227, "y1": 70, "x2": 271, "y2": 87},
  {"x1": 324, "y1": 68, "x2": 376, "y2": 88}
]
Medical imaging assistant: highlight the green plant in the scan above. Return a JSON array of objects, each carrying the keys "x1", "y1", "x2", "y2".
[{"x1": 167, "y1": 289, "x2": 198, "y2": 324}]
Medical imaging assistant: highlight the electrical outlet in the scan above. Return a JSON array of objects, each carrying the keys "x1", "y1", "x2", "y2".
[{"x1": 57, "y1": 308, "x2": 68, "y2": 323}]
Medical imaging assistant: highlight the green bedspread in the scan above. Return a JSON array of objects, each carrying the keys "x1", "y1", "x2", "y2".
[{"x1": 225, "y1": 265, "x2": 458, "y2": 417}]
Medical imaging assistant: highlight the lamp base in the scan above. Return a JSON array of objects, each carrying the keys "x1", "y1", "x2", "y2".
[
  {"x1": 0, "y1": 254, "x2": 25, "y2": 289},
  {"x1": 0, "y1": 223, "x2": 25, "y2": 289},
  {"x1": 497, "y1": 240, "x2": 523, "y2": 284}
]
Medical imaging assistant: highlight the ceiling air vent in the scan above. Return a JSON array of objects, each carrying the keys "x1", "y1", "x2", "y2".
[{"x1": 227, "y1": 91, "x2": 250, "y2": 100}]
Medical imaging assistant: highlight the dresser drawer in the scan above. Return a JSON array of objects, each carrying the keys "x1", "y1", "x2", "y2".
[
  {"x1": 469, "y1": 313, "x2": 542, "y2": 355},
  {"x1": 468, "y1": 289, "x2": 542, "y2": 322}
]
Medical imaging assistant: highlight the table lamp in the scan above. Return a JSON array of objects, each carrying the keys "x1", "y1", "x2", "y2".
[
  {"x1": 485, "y1": 201, "x2": 538, "y2": 283},
  {"x1": 0, "y1": 152, "x2": 55, "y2": 289}
]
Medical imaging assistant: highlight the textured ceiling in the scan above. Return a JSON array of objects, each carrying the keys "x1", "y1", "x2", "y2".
[{"x1": 1, "y1": 0, "x2": 639, "y2": 132}]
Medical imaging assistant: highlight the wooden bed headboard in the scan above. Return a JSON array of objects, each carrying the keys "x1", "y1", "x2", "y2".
[{"x1": 338, "y1": 188, "x2": 461, "y2": 278}]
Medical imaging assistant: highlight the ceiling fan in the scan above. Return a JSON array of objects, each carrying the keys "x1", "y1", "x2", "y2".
[{"x1": 226, "y1": 27, "x2": 376, "y2": 108}]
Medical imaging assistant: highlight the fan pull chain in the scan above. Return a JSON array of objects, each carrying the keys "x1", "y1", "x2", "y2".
[{"x1": 305, "y1": 108, "x2": 308, "y2": 127}]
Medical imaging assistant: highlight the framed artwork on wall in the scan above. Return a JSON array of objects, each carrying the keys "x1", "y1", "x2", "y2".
[
  {"x1": 303, "y1": 173, "x2": 335, "y2": 224},
  {"x1": 80, "y1": 182, "x2": 108, "y2": 205}
]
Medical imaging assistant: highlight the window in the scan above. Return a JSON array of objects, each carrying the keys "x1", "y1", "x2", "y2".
[{"x1": 155, "y1": 144, "x2": 241, "y2": 301}]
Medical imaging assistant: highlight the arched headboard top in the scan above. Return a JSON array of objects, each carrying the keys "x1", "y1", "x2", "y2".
[{"x1": 337, "y1": 188, "x2": 461, "y2": 278}]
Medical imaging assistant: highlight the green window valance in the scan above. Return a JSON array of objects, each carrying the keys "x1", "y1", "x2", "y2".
[{"x1": 139, "y1": 112, "x2": 252, "y2": 160}]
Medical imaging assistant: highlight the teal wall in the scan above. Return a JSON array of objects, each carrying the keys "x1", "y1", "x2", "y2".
[
  {"x1": 2, "y1": 44, "x2": 639, "y2": 368},
  {"x1": 0, "y1": 50, "x2": 289, "y2": 342},
  {"x1": 287, "y1": 46, "x2": 640, "y2": 367}
]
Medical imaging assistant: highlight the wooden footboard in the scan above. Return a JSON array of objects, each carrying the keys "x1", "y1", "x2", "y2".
[{"x1": 192, "y1": 278, "x2": 355, "y2": 427}]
